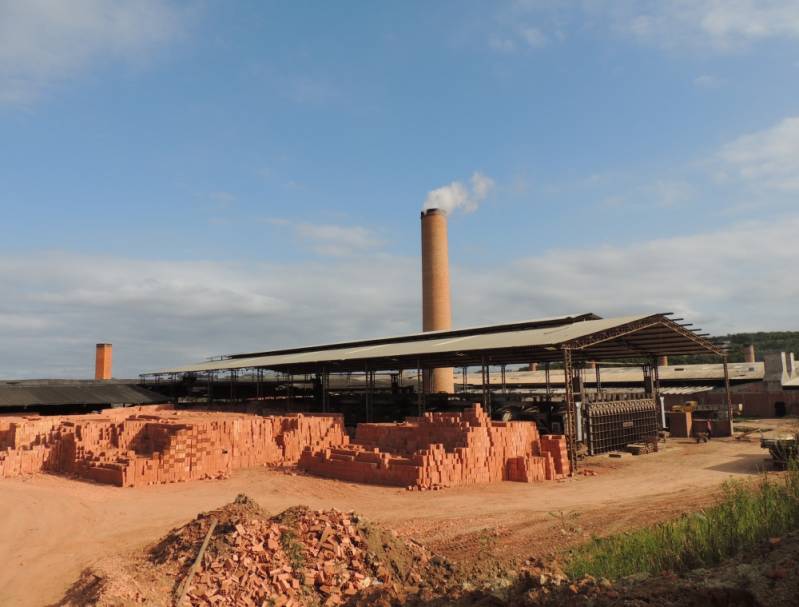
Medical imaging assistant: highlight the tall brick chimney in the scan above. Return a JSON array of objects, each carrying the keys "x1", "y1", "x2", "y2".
[
  {"x1": 744, "y1": 344, "x2": 756, "y2": 364},
  {"x1": 421, "y1": 209, "x2": 454, "y2": 393},
  {"x1": 95, "y1": 343, "x2": 112, "y2": 380},
  {"x1": 657, "y1": 355, "x2": 669, "y2": 367}
]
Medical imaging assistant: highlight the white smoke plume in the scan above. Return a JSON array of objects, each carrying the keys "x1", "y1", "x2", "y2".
[{"x1": 423, "y1": 171, "x2": 495, "y2": 214}]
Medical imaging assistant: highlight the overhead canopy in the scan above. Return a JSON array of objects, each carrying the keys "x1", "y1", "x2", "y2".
[
  {"x1": 0, "y1": 381, "x2": 165, "y2": 408},
  {"x1": 149, "y1": 313, "x2": 724, "y2": 376}
]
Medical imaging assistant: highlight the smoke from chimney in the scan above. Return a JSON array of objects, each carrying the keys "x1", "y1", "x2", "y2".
[
  {"x1": 422, "y1": 172, "x2": 494, "y2": 215},
  {"x1": 95, "y1": 343, "x2": 112, "y2": 380}
]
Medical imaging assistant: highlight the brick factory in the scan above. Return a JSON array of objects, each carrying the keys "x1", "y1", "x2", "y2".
[{"x1": 0, "y1": 207, "x2": 741, "y2": 491}]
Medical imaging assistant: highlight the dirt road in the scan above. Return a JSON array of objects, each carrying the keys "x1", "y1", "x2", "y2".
[{"x1": 0, "y1": 437, "x2": 770, "y2": 606}]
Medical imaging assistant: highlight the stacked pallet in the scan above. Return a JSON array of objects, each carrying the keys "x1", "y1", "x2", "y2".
[
  {"x1": 299, "y1": 405, "x2": 571, "y2": 489},
  {"x1": 0, "y1": 408, "x2": 348, "y2": 487}
]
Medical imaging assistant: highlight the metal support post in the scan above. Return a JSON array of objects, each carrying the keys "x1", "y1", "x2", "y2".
[
  {"x1": 544, "y1": 362, "x2": 551, "y2": 402},
  {"x1": 416, "y1": 359, "x2": 423, "y2": 416},
  {"x1": 562, "y1": 348, "x2": 578, "y2": 474},
  {"x1": 651, "y1": 357, "x2": 662, "y2": 430},
  {"x1": 364, "y1": 366, "x2": 374, "y2": 422},
  {"x1": 722, "y1": 356, "x2": 734, "y2": 431},
  {"x1": 321, "y1": 366, "x2": 329, "y2": 413},
  {"x1": 480, "y1": 357, "x2": 490, "y2": 414},
  {"x1": 595, "y1": 363, "x2": 602, "y2": 396}
]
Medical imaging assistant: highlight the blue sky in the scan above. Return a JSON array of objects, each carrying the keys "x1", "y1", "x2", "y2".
[{"x1": 2, "y1": 1, "x2": 799, "y2": 378}]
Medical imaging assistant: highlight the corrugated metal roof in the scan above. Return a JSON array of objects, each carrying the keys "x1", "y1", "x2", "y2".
[
  {"x1": 0, "y1": 383, "x2": 166, "y2": 408},
  {"x1": 151, "y1": 313, "x2": 722, "y2": 375},
  {"x1": 154, "y1": 315, "x2": 645, "y2": 374},
  {"x1": 223, "y1": 313, "x2": 601, "y2": 360}
]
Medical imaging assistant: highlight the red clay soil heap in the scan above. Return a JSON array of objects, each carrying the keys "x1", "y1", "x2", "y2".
[
  {"x1": 0, "y1": 406, "x2": 347, "y2": 487},
  {"x1": 299, "y1": 404, "x2": 570, "y2": 490}
]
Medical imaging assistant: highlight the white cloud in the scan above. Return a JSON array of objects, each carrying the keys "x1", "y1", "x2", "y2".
[
  {"x1": 294, "y1": 223, "x2": 384, "y2": 257},
  {"x1": 287, "y1": 76, "x2": 340, "y2": 105},
  {"x1": 491, "y1": 1, "x2": 799, "y2": 54},
  {"x1": 423, "y1": 171, "x2": 495, "y2": 215},
  {"x1": 456, "y1": 215, "x2": 799, "y2": 335},
  {"x1": 0, "y1": 0, "x2": 184, "y2": 104},
  {"x1": 1, "y1": 215, "x2": 796, "y2": 377},
  {"x1": 208, "y1": 191, "x2": 236, "y2": 208},
  {"x1": 489, "y1": 21, "x2": 549, "y2": 52},
  {"x1": 260, "y1": 217, "x2": 383, "y2": 257},
  {"x1": 621, "y1": 0, "x2": 799, "y2": 51},
  {"x1": 693, "y1": 74, "x2": 723, "y2": 88},
  {"x1": 718, "y1": 116, "x2": 799, "y2": 190},
  {"x1": 519, "y1": 26, "x2": 547, "y2": 48}
]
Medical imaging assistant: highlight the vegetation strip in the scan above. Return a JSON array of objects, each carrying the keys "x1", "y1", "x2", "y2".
[{"x1": 566, "y1": 463, "x2": 799, "y2": 580}]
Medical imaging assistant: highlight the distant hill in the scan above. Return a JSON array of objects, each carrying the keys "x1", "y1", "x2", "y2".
[
  {"x1": 668, "y1": 331, "x2": 799, "y2": 365},
  {"x1": 718, "y1": 331, "x2": 799, "y2": 362}
]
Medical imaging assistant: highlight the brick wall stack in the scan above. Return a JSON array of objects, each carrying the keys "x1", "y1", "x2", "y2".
[
  {"x1": 0, "y1": 407, "x2": 347, "y2": 487},
  {"x1": 299, "y1": 404, "x2": 571, "y2": 490}
]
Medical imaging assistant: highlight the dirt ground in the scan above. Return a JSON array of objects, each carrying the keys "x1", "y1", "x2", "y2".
[{"x1": 0, "y1": 431, "x2": 779, "y2": 607}]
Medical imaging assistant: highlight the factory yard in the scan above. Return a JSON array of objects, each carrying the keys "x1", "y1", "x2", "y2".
[{"x1": 0, "y1": 432, "x2": 770, "y2": 607}]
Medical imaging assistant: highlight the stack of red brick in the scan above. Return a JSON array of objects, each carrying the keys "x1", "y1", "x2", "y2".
[
  {"x1": 0, "y1": 407, "x2": 348, "y2": 487},
  {"x1": 299, "y1": 404, "x2": 570, "y2": 489}
]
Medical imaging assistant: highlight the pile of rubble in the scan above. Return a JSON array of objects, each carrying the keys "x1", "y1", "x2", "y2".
[
  {"x1": 61, "y1": 496, "x2": 460, "y2": 607},
  {"x1": 186, "y1": 508, "x2": 421, "y2": 606},
  {"x1": 0, "y1": 407, "x2": 347, "y2": 487},
  {"x1": 299, "y1": 405, "x2": 570, "y2": 490}
]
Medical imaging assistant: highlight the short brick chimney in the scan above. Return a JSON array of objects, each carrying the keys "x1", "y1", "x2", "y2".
[{"x1": 95, "y1": 343, "x2": 112, "y2": 380}]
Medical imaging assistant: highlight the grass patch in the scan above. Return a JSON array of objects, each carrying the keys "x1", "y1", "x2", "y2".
[
  {"x1": 280, "y1": 530, "x2": 306, "y2": 570},
  {"x1": 566, "y1": 463, "x2": 799, "y2": 580}
]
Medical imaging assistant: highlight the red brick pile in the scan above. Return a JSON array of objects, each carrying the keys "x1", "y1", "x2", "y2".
[
  {"x1": 299, "y1": 404, "x2": 570, "y2": 489},
  {"x1": 0, "y1": 407, "x2": 347, "y2": 487},
  {"x1": 187, "y1": 508, "x2": 393, "y2": 607}
]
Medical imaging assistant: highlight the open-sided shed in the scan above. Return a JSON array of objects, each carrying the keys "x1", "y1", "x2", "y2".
[{"x1": 145, "y1": 312, "x2": 730, "y2": 470}]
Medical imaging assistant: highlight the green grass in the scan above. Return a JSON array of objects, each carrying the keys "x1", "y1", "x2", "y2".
[
  {"x1": 280, "y1": 529, "x2": 306, "y2": 570},
  {"x1": 566, "y1": 463, "x2": 799, "y2": 580}
]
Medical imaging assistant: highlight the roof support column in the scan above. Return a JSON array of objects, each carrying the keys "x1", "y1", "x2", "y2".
[
  {"x1": 594, "y1": 363, "x2": 602, "y2": 396},
  {"x1": 545, "y1": 362, "x2": 551, "y2": 402},
  {"x1": 321, "y1": 366, "x2": 329, "y2": 413},
  {"x1": 722, "y1": 356, "x2": 734, "y2": 433},
  {"x1": 416, "y1": 359, "x2": 424, "y2": 416},
  {"x1": 481, "y1": 356, "x2": 491, "y2": 415},
  {"x1": 562, "y1": 348, "x2": 577, "y2": 474},
  {"x1": 651, "y1": 357, "x2": 662, "y2": 430},
  {"x1": 365, "y1": 365, "x2": 374, "y2": 423}
]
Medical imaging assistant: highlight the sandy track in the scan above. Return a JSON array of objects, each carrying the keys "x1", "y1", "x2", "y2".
[{"x1": 0, "y1": 437, "x2": 769, "y2": 606}]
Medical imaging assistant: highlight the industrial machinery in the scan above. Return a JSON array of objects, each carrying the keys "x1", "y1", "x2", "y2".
[{"x1": 761, "y1": 432, "x2": 799, "y2": 469}]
